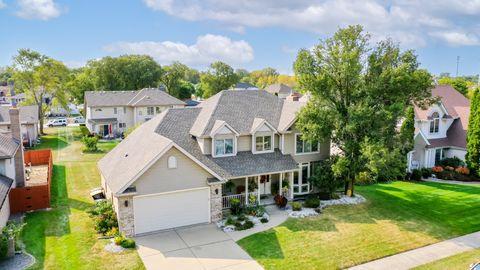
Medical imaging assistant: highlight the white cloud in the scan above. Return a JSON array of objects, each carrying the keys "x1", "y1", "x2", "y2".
[
  {"x1": 143, "y1": 0, "x2": 480, "y2": 47},
  {"x1": 16, "y1": 0, "x2": 60, "y2": 20},
  {"x1": 429, "y1": 31, "x2": 480, "y2": 46},
  {"x1": 0, "y1": 1, "x2": 6, "y2": 9},
  {"x1": 104, "y1": 34, "x2": 254, "y2": 66}
]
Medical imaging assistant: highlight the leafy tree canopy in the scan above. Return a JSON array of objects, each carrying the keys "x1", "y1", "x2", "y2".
[
  {"x1": 200, "y1": 61, "x2": 238, "y2": 98},
  {"x1": 294, "y1": 25, "x2": 433, "y2": 195}
]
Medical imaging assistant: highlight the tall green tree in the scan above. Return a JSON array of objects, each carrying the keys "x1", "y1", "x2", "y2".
[
  {"x1": 294, "y1": 25, "x2": 432, "y2": 196},
  {"x1": 399, "y1": 106, "x2": 415, "y2": 155},
  {"x1": 438, "y1": 77, "x2": 471, "y2": 96},
  {"x1": 200, "y1": 61, "x2": 238, "y2": 98},
  {"x1": 160, "y1": 62, "x2": 188, "y2": 98},
  {"x1": 245, "y1": 67, "x2": 279, "y2": 88},
  {"x1": 466, "y1": 89, "x2": 480, "y2": 175}
]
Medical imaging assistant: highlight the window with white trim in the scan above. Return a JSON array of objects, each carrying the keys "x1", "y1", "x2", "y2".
[
  {"x1": 214, "y1": 138, "x2": 234, "y2": 156},
  {"x1": 119, "y1": 123, "x2": 126, "y2": 128},
  {"x1": 429, "y1": 112, "x2": 440, "y2": 133},
  {"x1": 295, "y1": 134, "x2": 319, "y2": 154},
  {"x1": 156, "y1": 107, "x2": 161, "y2": 114},
  {"x1": 147, "y1": 107, "x2": 154, "y2": 115},
  {"x1": 255, "y1": 135, "x2": 272, "y2": 152},
  {"x1": 113, "y1": 107, "x2": 117, "y2": 114}
]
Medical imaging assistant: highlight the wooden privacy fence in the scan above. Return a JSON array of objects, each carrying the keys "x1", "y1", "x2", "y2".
[{"x1": 9, "y1": 149, "x2": 53, "y2": 213}]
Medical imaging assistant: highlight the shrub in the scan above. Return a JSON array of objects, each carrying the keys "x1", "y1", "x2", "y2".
[
  {"x1": 114, "y1": 235, "x2": 125, "y2": 245},
  {"x1": 432, "y1": 166, "x2": 444, "y2": 173},
  {"x1": 225, "y1": 217, "x2": 235, "y2": 226},
  {"x1": 455, "y1": 166, "x2": 470, "y2": 175},
  {"x1": 410, "y1": 169, "x2": 422, "y2": 181},
  {"x1": 81, "y1": 135, "x2": 98, "y2": 152},
  {"x1": 0, "y1": 233, "x2": 7, "y2": 259},
  {"x1": 356, "y1": 171, "x2": 376, "y2": 185},
  {"x1": 230, "y1": 198, "x2": 243, "y2": 215},
  {"x1": 445, "y1": 166, "x2": 454, "y2": 171},
  {"x1": 292, "y1": 201, "x2": 302, "y2": 211},
  {"x1": 87, "y1": 201, "x2": 118, "y2": 235},
  {"x1": 121, "y1": 238, "x2": 136, "y2": 249},
  {"x1": 304, "y1": 195, "x2": 320, "y2": 208},
  {"x1": 438, "y1": 157, "x2": 465, "y2": 168},
  {"x1": 106, "y1": 227, "x2": 119, "y2": 237},
  {"x1": 309, "y1": 159, "x2": 341, "y2": 193},
  {"x1": 235, "y1": 220, "x2": 255, "y2": 230},
  {"x1": 330, "y1": 193, "x2": 340, "y2": 200},
  {"x1": 3, "y1": 221, "x2": 24, "y2": 251},
  {"x1": 274, "y1": 194, "x2": 288, "y2": 208},
  {"x1": 260, "y1": 217, "x2": 268, "y2": 223},
  {"x1": 80, "y1": 126, "x2": 91, "y2": 136},
  {"x1": 421, "y1": 168, "x2": 431, "y2": 178},
  {"x1": 237, "y1": 214, "x2": 246, "y2": 222}
]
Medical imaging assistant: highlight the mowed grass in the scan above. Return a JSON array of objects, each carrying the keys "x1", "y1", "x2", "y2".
[
  {"x1": 238, "y1": 181, "x2": 480, "y2": 270},
  {"x1": 413, "y1": 248, "x2": 480, "y2": 270},
  {"x1": 21, "y1": 127, "x2": 145, "y2": 270}
]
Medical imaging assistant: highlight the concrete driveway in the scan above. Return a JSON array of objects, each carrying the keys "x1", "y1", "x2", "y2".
[{"x1": 135, "y1": 224, "x2": 264, "y2": 270}]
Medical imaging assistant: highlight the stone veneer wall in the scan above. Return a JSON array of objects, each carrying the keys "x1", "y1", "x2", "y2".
[
  {"x1": 116, "y1": 195, "x2": 135, "y2": 237},
  {"x1": 210, "y1": 184, "x2": 222, "y2": 222}
]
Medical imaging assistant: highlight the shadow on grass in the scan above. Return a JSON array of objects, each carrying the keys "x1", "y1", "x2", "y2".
[
  {"x1": 238, "y1": 230, "x2": 285, "y2": 259},
  {"x1": 33, "y1": 136, "x2": 69, "y2": 151}
]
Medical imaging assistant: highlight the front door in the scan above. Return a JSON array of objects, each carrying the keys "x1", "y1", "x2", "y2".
[
  {"x1": 101, "y1": 124, "x2": 109, "y2": 137},
  {"x1": 259, "y1": 175, "x2": 271, "y2": 195}
]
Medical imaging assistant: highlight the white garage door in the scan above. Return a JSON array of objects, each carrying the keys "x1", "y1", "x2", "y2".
[{"x1": 133, "y1": 187, "x2": 210, "y2": 235}]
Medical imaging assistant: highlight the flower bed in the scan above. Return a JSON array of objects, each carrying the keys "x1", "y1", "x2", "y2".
[{"x1": 217, "y1": 212, "x2": 270, "y2": 232}]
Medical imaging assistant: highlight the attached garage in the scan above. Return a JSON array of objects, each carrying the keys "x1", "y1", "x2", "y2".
[{"x1": 133, "y1": 187, "x2": 210, "y2": 235}]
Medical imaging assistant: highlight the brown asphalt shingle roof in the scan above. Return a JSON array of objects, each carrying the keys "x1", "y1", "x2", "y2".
[{"x1": 0, "y1": 133, "x2": 19, "y2": 159}]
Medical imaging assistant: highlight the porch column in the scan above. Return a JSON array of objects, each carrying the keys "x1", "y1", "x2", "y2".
[
  {"x1": 245, "y1": 177, "x2": 249, "y2": 205},
  {"x1": 257, "y1": 176, "x2": 260, "y2": 203},
  {"x1": 289, "y1": 172, "x2": 294, "y2": 200},
  {"x1": 279, "y1": 173, "x2": 283, "y2": 196}
]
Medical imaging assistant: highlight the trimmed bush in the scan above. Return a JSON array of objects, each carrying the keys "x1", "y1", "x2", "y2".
[
  {"x1": 304, "y1": 195, "x2": 320, "y2": 208},
  {"x1": 274, "y1": 194, "x2": 288, "y2": 208},
  {"x1": 121, "y1": 239, "x2": 136, "y2": 249},
  {"x1": 106, "y1": 227, "x2": 119, "y2": 237},
  {"x1": 0, "y1": 233, "x2": 7, "y2": 259},
  {"x1": 438, "y1": 157, "x2": 465, "y2": 168},
  {"x1": 87, "y1": 201, "x2": 118, "y2": 235},
  {"x1": 292, "y1": 201, "x2": 302, "y2": 211},
  {"x1": 230, "y1": 198, "x2": 243, "y2": 215},
  {"x1": 456, "y1": 166, "x2": 470, "y2": 175},
  {"x1": 445, "y1": 166, "x2": 454, "y2": 171},
  {"x1": 410, "y1": 169, "x2": 422, "y2": 181},
  {"x1": 225, "y1": 217, "x2": 235, "y2": 226},
  {"x1": 420, "y1": 168, "x2": 431, "y2": 178},
  {"x1": 432, "y1": 166, "x2": 444, "y2": 173},
  {"x1": 114, "y1": 236, "x2": 124, "y2": 245},
  {"x1": 260, "y1": 217, "x2": 268, "y2": 223}
]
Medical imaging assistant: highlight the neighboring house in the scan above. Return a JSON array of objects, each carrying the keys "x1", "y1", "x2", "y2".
[
  {"x1": 265, "y1": 83, "x2": 294, "y2": 99},
  {"x1": 231, "y1": 82, "x2": 259, "y2": 90},
  {"x1": 0, "y1": 105, "x2": 39, "y2": 147},
  {"x1": 0, "y1": 133, "x2": 17, "y2": 229},
  {"x1": 98, "y1": 90, "x2": 329, "y2": 236},
  {"x1": 85, "y1": 88, "x2": 185, "y2": 137},
  {"x1": 408, "y1": 85, "x2": 470, "y2": 170}
]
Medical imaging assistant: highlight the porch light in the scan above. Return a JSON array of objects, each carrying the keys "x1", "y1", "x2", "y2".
[
  {"x1": 215, "y1": 188, "x2": 219, "y2": 195},
  {"x1": 124, "y1": 200, "x2": 129, "y2": 207}
]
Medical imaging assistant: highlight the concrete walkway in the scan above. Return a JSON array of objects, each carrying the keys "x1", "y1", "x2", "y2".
[
  {"x1": 424, "y1": 178, "x2": 480, "y2": 185},
  {"x1": 349, "y1": 231, "x2": 480, "y2": 270}
]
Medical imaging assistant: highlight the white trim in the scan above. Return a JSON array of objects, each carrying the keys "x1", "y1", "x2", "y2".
[
  {"x1": 132, "y1": 187, "x2": 209, "y2": 199},
  {"x1": 281, "y1": 134, "x2": 285, "y2": 154},
  {"x1": 250, "y1": 119, "x2": 278, "y2": 134},
  {"x1": 252, "y1": 132, "x2": 275, "y2": 154},
  {"x1": 294, "y1": 133, "x2": 320, "y2": 155},
  {"x1": 210, "y1": 121, "x2": 240, "y2": 137},
  {"x1": 211, "y1": 136, "x2": 237, "y2": 158},
  {"x1": 226, "y1": 169, "x2": 298, "y2": 180},
  {"x1": 171, "y1": 142, "x2": 224, "y2": 180},
  {"x1": 414, "y1": 131, "x2": 430, "y2": 146}
]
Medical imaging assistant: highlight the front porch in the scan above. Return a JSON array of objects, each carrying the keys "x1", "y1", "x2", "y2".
[{"x1": 221, "y1": 170, "x2": 308, "y2": 209}]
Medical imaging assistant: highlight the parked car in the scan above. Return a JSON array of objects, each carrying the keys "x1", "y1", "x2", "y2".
[
  {"x1": 47, "y1": 118, "x2": 67, "y2": 127},
  {"x1": 471, "y1": 262, "x2": 480, "y2": 270},
  {"x1": 73, "y1": 116, "x2": 85, "y2": 123}
]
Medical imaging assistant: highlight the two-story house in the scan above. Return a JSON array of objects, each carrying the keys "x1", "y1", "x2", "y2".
[
  {"x1": 98, "y1": 90, "x2": 330, "y2": 236},
  {"x1": 408, "y1": 85, "x2": 470, "y2": 170},
  {"x1": 84, "y1": 88, "x2": 185, "y2": 137}
]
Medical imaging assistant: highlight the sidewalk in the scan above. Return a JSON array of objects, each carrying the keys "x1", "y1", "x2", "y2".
[{"x1": 349, "y1": 231, "x2": 480, "y2": 270}]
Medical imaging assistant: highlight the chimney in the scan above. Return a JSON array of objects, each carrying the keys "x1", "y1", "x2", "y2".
[
  {"x1": 286, "y1": 93, "x2": 300, "y2": 102},
  {"x1": 9, "y1": 107, "x2": 25, "y2": 187}
]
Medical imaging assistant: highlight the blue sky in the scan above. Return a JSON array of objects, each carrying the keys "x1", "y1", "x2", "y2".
[{"x1": 1, "y1": 0, "x2": 480, "y2": 76}]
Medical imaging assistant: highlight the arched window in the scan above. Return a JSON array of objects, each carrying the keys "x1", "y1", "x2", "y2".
[
  {"x1": 430, "y1": 112, "x2": 440, "y2": 133},
  {"x1": 167, "y1": 156, "x2": 177, "y2": 169}
]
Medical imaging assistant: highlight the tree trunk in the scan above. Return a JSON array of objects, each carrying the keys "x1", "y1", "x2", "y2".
[
  {"x1": 345, "y1": 179, "x2": 354, "y2": 197},
  {"x1": 38, "y1": 103, "x2": 44, "y2": 135}
]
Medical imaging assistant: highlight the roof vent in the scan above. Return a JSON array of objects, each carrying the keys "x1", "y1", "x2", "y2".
[{"x1": 124, "y1": 153, "x2": 128, "y2": 157}]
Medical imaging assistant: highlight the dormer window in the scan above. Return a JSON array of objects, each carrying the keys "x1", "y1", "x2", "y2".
[
  {"x1": 429, "y1": 112, "x2": 440, "y2": 133},
  {"x1": 214, "y1": 137, "x2": 234, "y2": 156}
]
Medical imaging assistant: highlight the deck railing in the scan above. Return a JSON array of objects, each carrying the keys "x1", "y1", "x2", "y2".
[{"x1": 222, "y1": 192, "x2": 258, "y2": 209}]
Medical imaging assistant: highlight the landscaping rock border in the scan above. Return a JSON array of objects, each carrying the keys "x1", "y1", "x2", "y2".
[
  {"x1": 286, "y1": 207, "x2": 319, "y2": 218},
  {"x1": 320, "y1": 194, "x2": 366, "y2": 208},
  {"x1": 104, "y1": 239, "x2": 126, "y2": 253},
  {"x1": 217, "y1": 213, "x2": 270, "y2": 232}
]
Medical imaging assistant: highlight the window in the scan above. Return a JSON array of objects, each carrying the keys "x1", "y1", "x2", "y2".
[
  {"x1": 295, "y1": 134, "x2": 319, "y2": 154},
  {"x1": 214, "y1": 138, "x2": 234, "y2": 156},
  {"x1": 147, "y1": 107, "x2": 154, "y2": 115},
  {"x1": 293, "y1": 163, "x2": 311, "y2": 194},
  {"x1": 156, "y1": 107, "x2": 161, "y2": 114},
  {"x1": 119, "y1": 123, "x2": 126, "y2": 128},
  {"x1": 95, "y1": 108, "x2": 102, "y2": 112},
  {"x1": 435, "y1": 148, "x2": 444, "y2": 165},
  {"x1": 113, "y1": 107, "x2": 117, "y2": 114},
  {"x1": 138, "y1": 110, "x2": 143, "y2": 116},
  {"x1": 255, "y1": 135, "x2": 272, "y2": 152},
  {"x1": 167, "y1": 156, "x2": 177, "y2": 169},
  {"x1": 429, "y1": 112, "x2": 440, "y2": 133},
  {"x1": 123, "y1": 107, "x2": 126, "y2": 114}
]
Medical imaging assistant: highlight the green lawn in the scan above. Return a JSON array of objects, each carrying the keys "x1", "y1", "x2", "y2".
[
  {"x1": 21, "y1": 127, "x2": 145, "y2": 270},
  {"x1": 238, "y1": 181, "x2": 480, "y2": 270},
  {"x1": 413, "y1": 248, "x2": 480, "y2": 270}
]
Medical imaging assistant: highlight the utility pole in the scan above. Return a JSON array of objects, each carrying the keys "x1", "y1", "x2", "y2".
[{"x1": 456, "y1": 56, "x2": 460, "y2": 77}]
